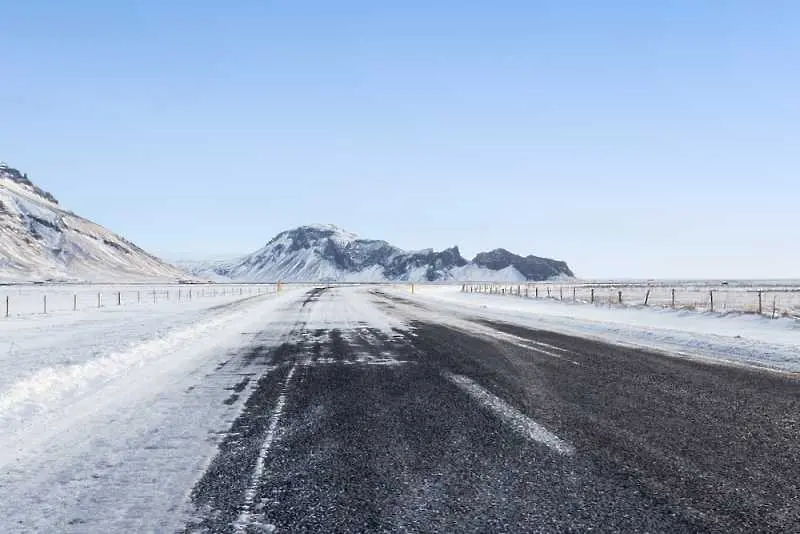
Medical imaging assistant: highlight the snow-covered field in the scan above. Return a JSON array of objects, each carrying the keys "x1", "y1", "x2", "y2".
[
  {"x1": 407, "y1": 284, "x2": 800, "y2": 373},
  {"x1": 462, "y1": 280, "x2": 800, "y2": 318},
  {"x1": 0, "y1": 283, "x2": 276, "y2": 316}
]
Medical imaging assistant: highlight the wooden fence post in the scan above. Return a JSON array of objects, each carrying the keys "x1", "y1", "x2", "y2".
[
  {"x1": 118, "y1": 292, "x2": 122, "y2": 306},
  {"x1": 573, "y1": 287, "x2": 576, "y2": 301},
  {"x1": 560, "y1": 287, "x2": 563, "y2": 300},
  {"x1": 97, "y1": 293, "x2": 101, "y2": 308},
  {"x1": 74, "y1": 294, "x2": 77, "y2": 311},
  {"x1": 644, "y1": 289, "x2": 651, "y2": 305},
  {"x1": 773, "y1": 297, "x2": 777, "y2": 319},
  {"x1": 671, "y1": 288, "x2": 676, "y2": 308},
  {"x1": 618, "y1": 290, "x2": 623, "y2": 304},
  {"x1": 758, "y1": 290, "x2": 763, "y2": 315},
  {"x1": 43, "y1": 295, "x2": 47, "y2": 314},
  {"x1": 709, "y1": 290, "x2": 714, "y2": 312},
  {"x1": 591, "y1": 288, "x2": 594, "y2": 303},
  {"x1": 5, "y1": 296, "x2": 8, "y2": 317}
]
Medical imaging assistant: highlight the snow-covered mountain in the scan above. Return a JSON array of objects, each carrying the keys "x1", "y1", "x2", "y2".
[
  {"x1": 186, "y1": 224, "x2": 574, "y2": 282},
  {"x1": 0, "y1": 162, "x2": 189, "y2": 283}
]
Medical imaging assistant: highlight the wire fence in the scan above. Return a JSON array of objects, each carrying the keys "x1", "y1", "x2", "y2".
[
  {"x1": 461, "y1": 282, "x2": 800, "y2": 319},
  {"x1": 1, "y1": 283, "x2": 279, "y2": 317}
]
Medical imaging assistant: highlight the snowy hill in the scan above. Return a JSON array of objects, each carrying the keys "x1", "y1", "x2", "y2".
[
  {"x1": 0, "y1": 162, "x2": 189, "y2": 283},
  {"x1": 185, "y1": 224, "x2": 574, "y2": 282}
]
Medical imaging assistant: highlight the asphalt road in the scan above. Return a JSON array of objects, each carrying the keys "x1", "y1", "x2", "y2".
[{"x1": 184, "y1": 287, "x2": 800, "y2": 533}]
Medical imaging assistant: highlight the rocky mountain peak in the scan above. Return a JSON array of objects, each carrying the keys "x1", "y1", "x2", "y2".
[
  {"x1": 0, "y1": 162, "x2": 59, "y2": 204},
  {"x1": 473, "y1": 248, "x2": 574, "y2": 281}
]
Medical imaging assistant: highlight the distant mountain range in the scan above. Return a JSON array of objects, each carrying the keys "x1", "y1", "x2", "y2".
[
  {"x1": 0, "y1": 160, "x2": 574, "y2": 284},
  {"x1": 0, "y1": 162, "x2": 188, "y2": 283},
  {"x1": 182, "y1": 224, "x2": 574, "y2": 283}
]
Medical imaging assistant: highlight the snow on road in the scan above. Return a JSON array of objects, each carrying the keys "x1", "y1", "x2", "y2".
[
  {"x1": 0, "y1": 288, "x2": 306, "y2": 533},
  {"x1": 2, "y1": 282, "x2": 799, "y2": 532},
  {"x1": 0, "y1": 288, "x2": 276, "y2": 394},
  {"x1": 403, "y1": 285, "x2": 800, "y2": 372}
]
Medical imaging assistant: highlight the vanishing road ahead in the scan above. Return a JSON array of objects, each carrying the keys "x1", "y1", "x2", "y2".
[{"x1": 185, "y1": 286, "x2": 800, "y2": 534}]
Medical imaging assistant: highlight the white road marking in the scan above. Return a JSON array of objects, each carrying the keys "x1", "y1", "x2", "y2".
[
  {"x1": 507, "y1": 339, "x2": 581, "y2": 365},
  {"x1": 233, "y1": 363, "x2": 298, "y2": 533},
  {"x1": 444, "y1": 372, "x2": 575, "y2": 456},
  {"x1": 467, "y1": 326, "x2": 581, "y2": 365}
]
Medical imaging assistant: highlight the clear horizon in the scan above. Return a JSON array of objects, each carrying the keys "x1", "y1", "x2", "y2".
[{"x1": 2, "y1": 1, "x2": 798, "y2": 279}]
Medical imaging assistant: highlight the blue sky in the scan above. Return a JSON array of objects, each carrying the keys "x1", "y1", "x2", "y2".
[{"x1": 2, "y1": 0, "x2": 798, "y2": 279}]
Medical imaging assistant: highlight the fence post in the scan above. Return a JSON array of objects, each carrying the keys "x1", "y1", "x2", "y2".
[
  {"x1": 153, "y1": 290, "x2": 157, "y2": 303},
  {"x1": 709, "y1": 290, "x2": 714, "y2": 312},
  {"x1": 758, "y1": 290, "x2": 763, "y2": 315},
  {"x1": 138, "y1": 291, "x2": 141, "y2": 304},
  {"x1": 43, "y1": 295, "x2": 47, "y2": 314},
  {"x1": 74, "y1": 294, "x2": 77, "y2": 311},
  {"x1": 118, "y1": 292, "x2": 121, "y2": 306},
  {"x1": 5, "y1": 296, "x2": 8, "y2": 317},
  {"x1": 547, "y1": 287, "x2": 551, "y2": 298},
  {"x1": 573, "y1": 287, "x2": 576, "y2": 301},
  {"x1": 535, "y1": 287, "x2": 539, "y2": 298},
  {"x1": 671, "y1": 288, "x2": 676, "y2": 308},
  {"x1": 560, "y1": 287, "x2": 563, "y2": 300},
  {"x1": 591, "y1": 288, "x2": 594, "y2": 303},
  {"x1": 97, "y1": 293, "x2": 101, "y2": 308},
  {"x1": 644, "y1": 289, "x2": 650, "y2": 306},
  {"x1": 618, "y1": 290, "x2": 623, "y2": 304},
  {"x1": 773, "y1": 297, "x2": 777, "y2": 319}
]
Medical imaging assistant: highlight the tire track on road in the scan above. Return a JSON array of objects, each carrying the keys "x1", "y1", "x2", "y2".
[{"x1": 185, "y1": 288, "x2": 328, "y2": 534}]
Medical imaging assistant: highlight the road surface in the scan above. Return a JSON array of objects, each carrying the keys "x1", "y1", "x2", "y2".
[
  {"x1": 186, "y1": 287, "x2": 800, "y2": 533},
  {"x1": 1, "y1": 285, "x2": 798, "y2": 533}
]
